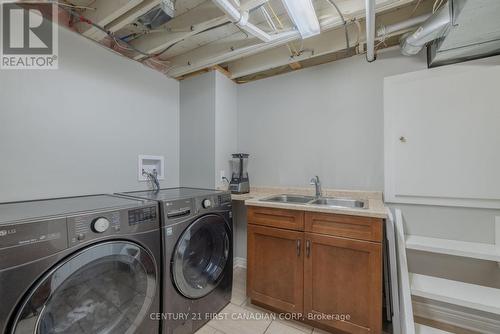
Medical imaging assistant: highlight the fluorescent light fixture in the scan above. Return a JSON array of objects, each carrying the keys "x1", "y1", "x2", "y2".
[{"x1": 281, "y1": 0, "x2": 321, "y2": 39}]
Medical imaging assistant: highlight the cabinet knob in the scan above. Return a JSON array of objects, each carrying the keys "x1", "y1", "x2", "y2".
[
  {"x1": 296, "y1": 240, "x2": 301, "y2": 256},
  {"x1": 399, "y1": 136, "x2": 407, "y2": 143},
  {"x1": 306, "y1": 240, "x2": 311, "y2": 257}
]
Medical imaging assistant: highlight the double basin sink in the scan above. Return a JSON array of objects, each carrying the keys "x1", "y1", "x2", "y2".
[{"x1": 260, "y1": 194, "x2": 368, "y2": 209}]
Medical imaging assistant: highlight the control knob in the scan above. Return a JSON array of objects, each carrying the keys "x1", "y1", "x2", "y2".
[
  {"x1": 92, "y1": 217, "x2": 110, "y2": 233},
  {"x1": 202, "y1": 199, "x2": 212, "y2": 209}
]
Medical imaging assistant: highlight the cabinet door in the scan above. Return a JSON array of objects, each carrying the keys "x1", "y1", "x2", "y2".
[
  {"x1": 384, "y1": 64, "x2": 500, "y2": 209},
  {"x1": 247, "y1": 224, "x2": 304, "y2": 314},
  {"x1": 304, "y1": 233, "x2": 382, "y2": 334}
]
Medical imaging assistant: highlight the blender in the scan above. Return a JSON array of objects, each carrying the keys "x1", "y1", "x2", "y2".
[{"x1": 229, "y1": 153, "x2": 250, "y2": 194}]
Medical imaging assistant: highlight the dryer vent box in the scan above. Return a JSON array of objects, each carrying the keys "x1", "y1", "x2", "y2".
[{"x1": 138, "y1": 155, "x2": 165, "y2": 181}]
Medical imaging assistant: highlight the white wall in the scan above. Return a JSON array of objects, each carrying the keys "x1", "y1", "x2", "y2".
[
  {"x1": 235, "y1": 50, "x2": 500, "y2": 293},
  {"x1": 180, "y1": 71, "x2": 216, "y2": 188},
  {"x1": 0, "y1": 27, "x2": 180, "y2": 202},
  {"x1": 237, "y1": 49, "x2": 427, "y2": 191},
  {"x1": 234, "y1": 49, "x2": 427, "y2": 260},
  {"x1": 179, "y1": 71, "x2": 238, "y2": 189},
  {"x1": 215, "y1": 71, "x2": 238, "y2": 189}
]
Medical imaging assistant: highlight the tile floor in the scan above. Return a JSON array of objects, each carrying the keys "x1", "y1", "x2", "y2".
[
  {"x1": 195, "y1": 268, "x2": 468, "y2": 334},
  {"x1": 195, "y1": 267, "x2": 332, "y2": 334}
]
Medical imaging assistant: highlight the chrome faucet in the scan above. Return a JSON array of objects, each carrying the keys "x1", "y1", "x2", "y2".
[{"x1": 310, "y1": 176, "x2": 322, "y2": 198}]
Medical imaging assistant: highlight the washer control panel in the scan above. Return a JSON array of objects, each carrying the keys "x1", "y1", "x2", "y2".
[
  {"x1": 202, "y1": 198, "x2": 212, "y2": 209},
  {"x1": 128, "y1": 206, "x2": 157, "y2": 226},
  {"x1": 68, "y1": 205, "x2": 159, "y2": 245},
  {"x1": 199, "y1": 193, "x2": 231, "y2": 210},
  {"x1": 92, "y1": 217, "x2": 110, "y2": 233}
]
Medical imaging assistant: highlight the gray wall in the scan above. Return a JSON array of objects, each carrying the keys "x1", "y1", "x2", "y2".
[
  {"x1": 237, "y1": 48, "x2": 427, "y2": 191},
  {"x1": 180, "y1": 71, "x2": 216, "y2": 188},
  {"x1": 0, "y1": 27, "x2": 179, "y2": 202}
]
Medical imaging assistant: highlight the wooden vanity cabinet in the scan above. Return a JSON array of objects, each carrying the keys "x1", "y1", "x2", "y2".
[{"x1": 247, "y1": 206, "x2": 383, "y2": 334}]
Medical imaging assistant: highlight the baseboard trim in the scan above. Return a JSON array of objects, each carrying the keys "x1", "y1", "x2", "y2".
[
  {"x1": 233, "y1": 257, "x2": 247, "y2": 269},
  {"x1": 413, "y1": 300, "x2": 500, "y2": 334}
]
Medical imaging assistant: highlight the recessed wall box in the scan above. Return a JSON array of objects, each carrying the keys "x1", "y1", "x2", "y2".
[{"x1": 138, "y1": 155, "x2": 165, "y2": 181}]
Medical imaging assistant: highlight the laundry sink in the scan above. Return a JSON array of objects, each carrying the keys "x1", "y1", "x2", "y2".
[
  {"x1": 309, "y1": 197, "x2": 367, "y2": 209},
  {"x1": 260, "y1": 194, "x2": 368, "y2": 209},
  {"x1": 261, "y1": 194, "x2": 315, "y2": 204}
]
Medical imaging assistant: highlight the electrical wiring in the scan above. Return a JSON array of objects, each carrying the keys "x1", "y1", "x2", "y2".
[
  {"x1": 411, "y1": 0, "x2": 423, "y2": 16},
  {"x1": 266, "y1": 3, "x2": 296, "y2": 56},
  {"x1": 432, "y1": 0, "x2": 446, "y2": 13},
  {"x1": 58, "y1": 4, "x2": 232, "y2": 61},
  {"x1": 261, "y1": 7, "x2": 277, "y2": 32},
  {"x1": 55, "y1": 1, "x2": 95, "y2": 11},
  {"x1": 145, "y1": 57, "x2": 172, "y2": 68},
  {"x1": 324, "y1": 0, "x2": 350, "y2": 49},
  {"x1": 351, "y1": 18, "x2": 361, "y2": 49},
  {"x1": 57, "y1": 5, "x2": 154, "y2": 56},
  {"x1": 142, "y1": 21, "x2": 231, "y2": 60}
]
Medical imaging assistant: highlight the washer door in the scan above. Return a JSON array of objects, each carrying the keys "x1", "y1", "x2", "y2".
[
  {"x1": 11, "y1": 241, "x2": 157, "y2": 334},
  {"x1": 172, "y1": 214, "x2": 230, "y2": 299}
]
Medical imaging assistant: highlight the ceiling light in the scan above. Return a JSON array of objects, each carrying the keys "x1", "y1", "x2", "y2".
[{"x1": 281, "y1": 0, "x2": 321, "y2": 39}]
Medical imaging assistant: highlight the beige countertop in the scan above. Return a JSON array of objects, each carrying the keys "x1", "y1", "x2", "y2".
[{"x1": 231, "y1": 186, "x2": 388, "y2": 219}]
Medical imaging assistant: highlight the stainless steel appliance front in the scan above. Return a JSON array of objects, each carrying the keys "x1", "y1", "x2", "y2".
[
  {"x1": 0, "y1": 195, "x2": 162, "y2": 334},
  {"x1": 119, "y1": 188, "x2": 233, "y2": 334}
]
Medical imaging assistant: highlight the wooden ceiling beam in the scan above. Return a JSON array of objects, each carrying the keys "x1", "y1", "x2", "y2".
[{"x1": 289, "y1": 62, "x2": 302, "y2": 70}]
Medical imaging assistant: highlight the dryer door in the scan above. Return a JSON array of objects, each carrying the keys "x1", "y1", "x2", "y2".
[
  {"x1": 10, "y1": 241, "x2": 157, "y2": 334},
  {"x1": 172, "y1": 214, "x2": 230, "y2": 299}
]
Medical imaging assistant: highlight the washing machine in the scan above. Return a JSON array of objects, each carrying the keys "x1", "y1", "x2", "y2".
[
  {"x1": 0, "y1": 195, "x2": 162, "y2": 334},
  {"x1": 119, "y1": 188, "x2": 233, "y2": 334}
]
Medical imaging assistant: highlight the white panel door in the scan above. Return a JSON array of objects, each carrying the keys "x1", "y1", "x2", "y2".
[{"x1": 384, "y1": 56, "x2": 500, "y2": 208}]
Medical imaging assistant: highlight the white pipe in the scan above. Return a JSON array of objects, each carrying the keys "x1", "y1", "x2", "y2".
[
  {"x1": 213, "y1": 0, "x2": 273, "y2": 42},
  {"x1": 214, "y1": 0, "x2": 241, "y2": 22},
  {"x1": 376, "y1": 13, "x2": 432, "y2": 38},
  {"x1": 365, "y1": 0, "x2": 376, "y2": 62}
]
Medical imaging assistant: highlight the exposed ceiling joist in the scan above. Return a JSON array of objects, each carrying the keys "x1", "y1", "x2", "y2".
[
  {"x1": 132, "y1": 16, "x2": 229, "y2": 60},
  {"x1": 167, "y1": 0, "x2": 415, "y2": 78},
  {"x1": 81, "y1": 0, "x2": 144, "y2": 40},
  {"x1": 61, "y1": 0, "x2": 436, "y2": 80},
  {"x1": 239, "y1": 0, "x2": 272, "y2": 11},
  {"x1": 130, "y1": 0, "x2": 269, "y2": 60},
  {"x1": 131, "y1": 1, "x2": 226, "y2": 59},
  {"x1": 228, "y1": 0, "x2": 434, "y2": 79},
  {"x1": 229, "y1": 24, "x2": 361, "y2": 78},
  {"x1": 106, "y1": 0, "x2": 160, "y2": 34}
]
